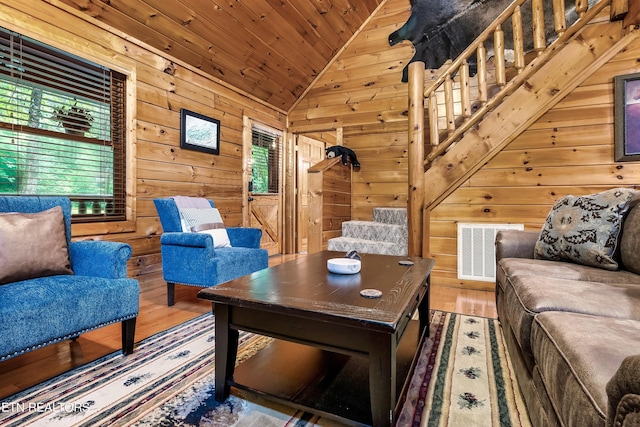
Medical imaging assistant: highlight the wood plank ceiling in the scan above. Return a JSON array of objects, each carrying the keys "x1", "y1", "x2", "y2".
[{"x1": 58, "y1": 0, "x2": 385, "y2": 111}]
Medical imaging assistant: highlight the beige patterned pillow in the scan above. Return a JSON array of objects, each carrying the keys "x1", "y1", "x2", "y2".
[
  {"x1": 534, "y1": 188, "x2": 635, "y2": 270},
  {"x1": 0, "y1": 206, "x2": 73, "y2": 285},
  {"x1": 179, "y1": 207, "x2": 231, "y2": 248}
]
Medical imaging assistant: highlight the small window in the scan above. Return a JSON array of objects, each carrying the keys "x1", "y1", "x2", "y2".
[
  {"x1": 0, "y1": 27, "x2": 127, "y2": 222},
  {"x1": 251, "y1": 126, "x2": 281, "y2": 194}
]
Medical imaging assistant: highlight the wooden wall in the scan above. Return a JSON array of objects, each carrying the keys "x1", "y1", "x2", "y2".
[
  {"x1": 293, "y1": 0, "x2": 640, "y2": 291},
  {"x1": 5, "y1": 0, "x2": 636, "y2": 293},
  {"x1": 0, "y1": 1, "x2": 286, "y2": 287},
  {"x1": 289, "y1": 0, "x2": 413, "y2": 221},
  {"x1": 429, "y1": 34, "x2": 640, "y2": 291},
  {"x1": 307, "y1": 158, "x2": 351, "y2": 252}
]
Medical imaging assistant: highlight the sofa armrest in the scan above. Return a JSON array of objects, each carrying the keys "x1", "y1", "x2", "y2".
[
  {"x1": 495, "y1": 230, "x2": 539, "y2": 261},
  {"x1": 160, "y1": 232, "x2": 214, "y2": 249},
  {"x1": 226, "y1": 227, "x2": 262, "y2": 248},
  {"x1": 69, "y1": 241, "x2": 132, "y2": 279},
  {"x1": 606, "y1": 355, "x2": 640, "y2": 427}
]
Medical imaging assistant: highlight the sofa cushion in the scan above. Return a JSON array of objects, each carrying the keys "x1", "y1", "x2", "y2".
[
  {"x1": 531, "y1": 312, "x2": 640, "y2": 427},
  {"x1": 497, "y1": 258, "x2": 640, "y2": 295},
  {"x1": 534, "y1": 188, "x2": 635, "y2": 270},
  {"x1": 179, "y1": 207, "x2": 231, "y2": 248},
  {"x1": 0, "y1": 274, "x2": 139, "y2": 360},
  {"x1": 0, "y1": 206, "x2": 72, "y2": 285},
  {"x1": 498, "y1": 263, "x2": 640, "y2": 358}
]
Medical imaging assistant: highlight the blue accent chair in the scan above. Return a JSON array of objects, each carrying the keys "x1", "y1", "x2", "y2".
[
  {"x1": 154, "y1": 198, "x2": 269, "y2": 306},
  {"x1": 0, "y1": 196, "x2": 139, "y2": 361}
]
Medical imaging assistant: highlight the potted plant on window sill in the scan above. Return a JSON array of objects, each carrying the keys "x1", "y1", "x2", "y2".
[{"x1": 54, "y1": 103, "x2": 93, "y2": 136}]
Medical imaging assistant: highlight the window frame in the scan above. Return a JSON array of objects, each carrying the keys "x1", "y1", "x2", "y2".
[
  {"x1": 250, "y1": 125, "x2": 282, "y2": 195},
  {"x1": 0, "y1": 25, "x2": 137, "y2": 235}
]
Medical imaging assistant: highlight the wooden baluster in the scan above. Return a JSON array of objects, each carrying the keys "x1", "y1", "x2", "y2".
[
  {"x1": 532, "y1": 0, "x2": 546, "y2": 56},
  {"x1": 428, "y1": 92, "x2": 439, "y2": 146},
  {"x1": 553, "y1": 0, "x2": 567, "y2": 37},
  {"x1": 444, "y1": 74, "x2": 455, "y2": 135},
  {"x1": 460, "y1": 61, "x2": 471, "y2": 119},
  {"x1": 610, "y1": 0, "x2": 629, "y2": 21},
  {"x1": 477, "y1": 43, "x2": 488, "y2": 105},
  {"x1": 512, "y1": 5, "x2": 525, "y2": 74},
  {"x1": 494, "y1": 25, "x2": 506, "y2": 87},
  {"x1": 576, "y1": 0, "x2": 588, "y2": 17}
]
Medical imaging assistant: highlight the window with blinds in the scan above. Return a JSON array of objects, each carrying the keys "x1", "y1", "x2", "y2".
[
  {"x1": 251, "y1": 126, "x2": 281, "y2": 194},
  {"x1": 0, "y1": 27, "x2": 127, "y2": 222}
]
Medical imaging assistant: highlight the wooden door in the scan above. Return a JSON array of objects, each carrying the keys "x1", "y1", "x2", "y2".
[
  {"x1": 296, "y1": 136, "x2": 326, "y2": 253},
  {"x1": 246, "y1": 122, "x2": 283, "y2": 256},
  {"x1": 249, "y1": 194, "x2": 281, "y2": 255}
]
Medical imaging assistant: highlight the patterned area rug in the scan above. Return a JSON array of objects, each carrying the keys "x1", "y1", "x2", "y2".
[{"x1": 0, "y1": 311, "x2": 531, "y2": 426}]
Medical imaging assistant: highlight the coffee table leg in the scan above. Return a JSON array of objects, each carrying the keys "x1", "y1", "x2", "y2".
[
  {"x1": 369, "y1": 332, "x2": 395, "y2": 427},
  {"x1": 419, "y1": 277, "x2": 431, "y2": 335},
  {"x1": 214, "y1": 303, "x2": 239, "y2": 401}
]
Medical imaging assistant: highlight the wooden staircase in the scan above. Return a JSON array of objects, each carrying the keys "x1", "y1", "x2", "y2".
[{"x1": 406, "y1": 0, "x2": 636, "y2": 256}]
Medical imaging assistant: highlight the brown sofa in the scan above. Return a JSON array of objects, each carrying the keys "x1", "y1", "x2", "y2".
[{"x1": 495, "y1": 189, "x2": 640, "y2": 427}]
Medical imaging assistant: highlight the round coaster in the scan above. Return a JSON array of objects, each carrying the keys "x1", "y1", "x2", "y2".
[
  {"x1": 360, "y1": 288, "x2": 383, "y2": 298},
  {"x1": 399, "y1": 260, "x2": 414, "y2": 266}
]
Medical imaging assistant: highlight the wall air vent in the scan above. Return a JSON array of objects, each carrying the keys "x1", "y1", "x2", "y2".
[{"x1": 457, "y1": 223, "x2": 525, "y2": 282}]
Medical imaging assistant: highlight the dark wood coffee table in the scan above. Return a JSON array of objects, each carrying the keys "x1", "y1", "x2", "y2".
[{"x1": 197, "y1": 250, "x2": 434, "y2": 427}]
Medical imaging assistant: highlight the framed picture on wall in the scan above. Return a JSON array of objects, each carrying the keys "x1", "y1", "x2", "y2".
[
  {"x1": 180, "y1": 108, "x2": 221, "y2": 155},
  {"x1": 614, "y1": 72, "x2": 640, "y2": 162}
]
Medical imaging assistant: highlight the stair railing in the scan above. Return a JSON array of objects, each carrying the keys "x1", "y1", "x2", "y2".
[
  {"x1": 421, "y1": 0, "x2": 612, "y2": 166},
  {"x1": 406, "y1": 0, "x2": 626, "y2": 256}
]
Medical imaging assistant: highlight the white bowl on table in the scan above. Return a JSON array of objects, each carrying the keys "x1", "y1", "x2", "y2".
[{"x1": 327, "y1": 258, "x2": 361, "y2": 275}]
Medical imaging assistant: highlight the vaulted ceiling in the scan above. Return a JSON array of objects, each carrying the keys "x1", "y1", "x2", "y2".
[{"x1": 58, "y1": 0, "x2": 386, "y2": 111}]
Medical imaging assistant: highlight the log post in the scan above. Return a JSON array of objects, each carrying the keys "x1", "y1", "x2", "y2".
[
  {"x1": 460, "y1": 61, "x2": 471, "y2": 119},
  {"x1": 494, "y1": 24, "x2": 506, "y2": 86},
  {"x1": 408, "y1": 61, "x2": 425, "y2": 257},
  {"x1": 477, "y1": 43, "x2": 488, "y2": 104},
  {"x1": 512, "y1": 5, "x2": 525, "y2": 73},
  {"x1": 553, "y1": 0, "x2": 567, "y2": 36},
  {"x1": 532, "y1": 0, "x2": 546, "y2": 56},
  {"x1": 428, "y1": 93, "x2": 439, "y2": 146},
  {"x1": 611, "y1": 0, "x2": 630, "y2": 22},
  {"x1": 576, "y1": 0, "x2": 589, "y2": 17},
  {"x1": 444, "y1": 74, "x2": 455, "y2": 134}
]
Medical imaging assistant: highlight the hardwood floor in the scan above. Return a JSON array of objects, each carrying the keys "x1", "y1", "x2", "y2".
[{"x1": 0, "y1": 254, "x2": 497, "y2": 400}]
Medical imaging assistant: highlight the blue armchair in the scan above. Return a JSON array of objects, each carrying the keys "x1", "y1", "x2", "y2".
[
  {"x1": 0, "y1": 196, "x2": 139, "y2": 361},
  {"x1": 154, "y1": 198, "x2": 269, "y2": 305}
]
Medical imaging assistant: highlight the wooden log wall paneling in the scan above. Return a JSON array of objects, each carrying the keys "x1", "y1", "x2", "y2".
[
  {"x1": 290, "y1": 0, "x2": 413, "y2": 221},
  {"x1": 307, "y1": 158, "x2": 352, "y2": 252},
  {"x1": 5, "y1": 0, "x2": 635, "y2": 295},
  {"x1": 345, "y1": 122, "x2": 411, "y2": 219},
  {"x1": 0, "y1": 0, "x2": 286, "y2": 285},
  {"x1": 429, "y1": 34, "x2": 640, "y2": 291}
]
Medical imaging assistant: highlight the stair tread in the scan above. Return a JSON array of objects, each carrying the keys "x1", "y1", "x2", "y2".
[
  {"x1": 340, "y1": 221, "x2": 407, "y2": 243},
  {"x1": 328, "y1": 236, "x2": 407, "y2": 257},
  {"x1": 372, "y1": 207, "x2": 407, "y2": 226},
  {"x1": 343, "y1": 220, "x2": 405, "y2": 228},
  {"x1": 329, "y1": 236, "x2": 402, "y2": 245}
]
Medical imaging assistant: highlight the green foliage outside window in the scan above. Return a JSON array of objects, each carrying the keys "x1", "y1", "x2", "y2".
[
  {"x1": 251, "y1": 145, "x2": 269, "y2": 194},
  {"x1": 250, "y1": 127, "x2": 280, "y2": 194},
  {"x1": 0, "y1": 80, "x2": 112, "y2": 196}
]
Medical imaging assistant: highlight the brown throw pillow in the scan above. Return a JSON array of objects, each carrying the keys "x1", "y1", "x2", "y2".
[{"x1": 0, "y1": 206, "x2": 73, "y2": 285}]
